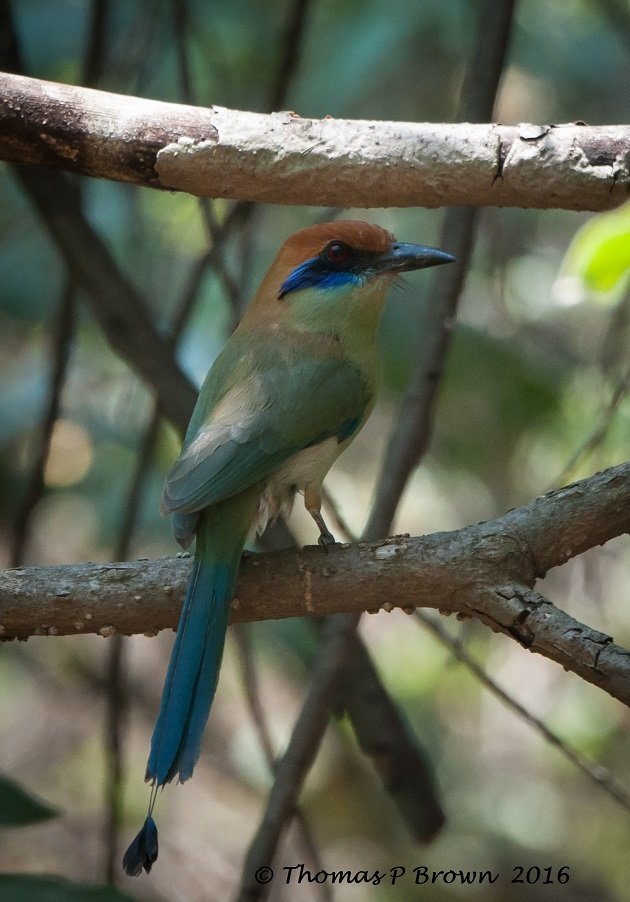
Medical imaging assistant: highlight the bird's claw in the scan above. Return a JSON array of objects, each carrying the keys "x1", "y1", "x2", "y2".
[{"x1": 318, "y1": 530, "x2": 336, "y2": 553}]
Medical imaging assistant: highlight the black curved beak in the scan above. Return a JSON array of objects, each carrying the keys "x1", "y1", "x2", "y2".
[{"x1": 373, "y1": 242, "x2": 456, "y2": 274}]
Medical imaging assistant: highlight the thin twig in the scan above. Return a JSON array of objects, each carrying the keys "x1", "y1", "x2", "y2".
[
  {"x1": 199, "y1": 203, "x2": 245, "y2": 326},
  {"x1": 552, "y1": 362, "x2": 630, "y2": 489},
  {"x1": 83, "y1": 0, "x2": 109, "y2": 88},
  {"x1": 320, "y1": 486, "x2": 357, "y2": 545},
  {"x1": 233, "y1": 626, "x2": 332, "y2": 902},
  {"x1": 171, "y1": 0, "x2": 245, "y2": 324},
  {"x1": 268, "y1": 0, "x2": 311, "y2": 112},
  {"x1": 596, "y1": 0, "x2": 630, "y2": 57},
  {"x1": 233, "y1": 626, "x2": 278, "y2": 768},
  {"x1": 171, "y1": 0, "x2": 194, "y2": 105},
  {"x1": 10, "y1": 284, "x2": 75, "y2": 566},
  {"x1": 200, "y1": 0, "x2": 316, "y2": 304},
  {"x1": 295, "y1": 497, "x2": 437, "y2": 838},
  {"x1": 103, "y1": 632, "x2": 126, "y2": 885},
  {"x1": 415, "y1": 610, "x2": 630, "y2": 815}
]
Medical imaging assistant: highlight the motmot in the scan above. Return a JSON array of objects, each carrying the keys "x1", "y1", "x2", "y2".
[{"x1": 123, "y1": 220, "x2": 454, "y2": 875}]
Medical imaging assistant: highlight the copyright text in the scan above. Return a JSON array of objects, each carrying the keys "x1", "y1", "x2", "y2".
[{"x1": 253, "y1": 863, "x2": 571, "y2": 888}]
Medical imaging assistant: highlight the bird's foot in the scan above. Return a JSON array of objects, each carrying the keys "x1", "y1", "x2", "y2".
[{"x1": 318, "y1": 528, "x2": 336, "y2": 553}]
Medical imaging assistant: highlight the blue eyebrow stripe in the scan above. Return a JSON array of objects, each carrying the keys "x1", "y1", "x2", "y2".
[{"x1": 279, "y1": 257, "x2": 360, "y2": 298}]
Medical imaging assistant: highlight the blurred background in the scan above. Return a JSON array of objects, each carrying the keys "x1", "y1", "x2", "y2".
[{"x1": 0, "y1": 1, "x2": 629, "y2": 900}]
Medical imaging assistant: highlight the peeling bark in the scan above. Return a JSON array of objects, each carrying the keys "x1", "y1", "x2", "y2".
[{"x1": 1, "y1": 72, "x2": 628, "y2": 210}]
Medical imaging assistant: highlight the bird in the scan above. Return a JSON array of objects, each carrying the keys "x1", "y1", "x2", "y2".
[{"x1": 122, "y1": 220, "x2": 455, "y2": 875}]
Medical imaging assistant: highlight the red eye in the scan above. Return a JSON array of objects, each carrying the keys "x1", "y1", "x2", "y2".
[{"x1": 325, "y1": 241, "x2": 351, "y2": 265}]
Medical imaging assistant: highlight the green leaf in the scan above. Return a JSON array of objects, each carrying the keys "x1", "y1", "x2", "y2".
[
  {"x1": 0, "y1": 776, "x2": 58, "y2": 826},
  {"x1": 558, "y1": 202, "x2": 630, "y2": 302},
  {"x1": 0, "y1": 875, "x2": 133, "y2": 902}
]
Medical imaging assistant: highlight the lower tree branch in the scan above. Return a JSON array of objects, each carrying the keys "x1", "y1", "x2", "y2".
[{"x1": 1, "y1": 461, "x2": 629, "y2": 703}]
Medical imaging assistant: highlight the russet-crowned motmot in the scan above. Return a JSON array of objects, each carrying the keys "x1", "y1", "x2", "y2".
[{"x1": 123, "y1": 220, "x2": 454, "y2": 875}]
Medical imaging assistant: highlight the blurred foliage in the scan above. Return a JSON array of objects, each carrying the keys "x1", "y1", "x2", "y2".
[
  {"x1": 0, "y1": 778, "x2": 130, "y2": 899},
  {"x1": 556, "y1": 200, "x2": 630, "y2": 301},
  {"x1": 0, "y1": 875, "x2": 132, "y2": 902},
  {"x1": 0, "y1": 1, "x2": 629, "y2": 900},
  {"x1": 0, "y1": 775, "x2": 58, "y2": 826}
]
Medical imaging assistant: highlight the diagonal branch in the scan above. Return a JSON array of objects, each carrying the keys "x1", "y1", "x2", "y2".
[{"x1": 13, "y1": 165, "x2": 196, "y2": 431}]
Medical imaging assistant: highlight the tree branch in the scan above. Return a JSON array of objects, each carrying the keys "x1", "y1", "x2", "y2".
[
  {"x1": 2, "y1": 462, "x2": 628, "y2": 702},
  {"x1": 14, "y1": 164, "x2": 197, "y2": 430},
  {"x1": 1, "y1": 72, "x2": 628, "y2": 211}
]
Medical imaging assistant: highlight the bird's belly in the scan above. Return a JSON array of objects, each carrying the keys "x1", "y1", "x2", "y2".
[
  {"x1": 249, "y1": 437, "x2": 341, "y2": 538},
  {"x1": 274, "y1": 436, "x2": 341, "y2": 491}
]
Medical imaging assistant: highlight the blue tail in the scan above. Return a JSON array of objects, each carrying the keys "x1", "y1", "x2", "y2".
[
  {"x1": 123, "y1": 496, "x2": 255, "y2": 877},
  {"x1": 146, "y1": 557, "x2": 236, "y2": 786}
]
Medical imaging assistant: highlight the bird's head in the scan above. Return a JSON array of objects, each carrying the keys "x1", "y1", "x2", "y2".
[{"x1": 246, "y1": 221, "x2": 455, "y2": 341}]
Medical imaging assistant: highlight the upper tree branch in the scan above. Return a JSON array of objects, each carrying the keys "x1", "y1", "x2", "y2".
[
  {"x1": 1, "y1": 461, "x2": 629, "y2": 702},
  {"x1": 1, "y1": 72, "x2": 628, "y2": 211}
]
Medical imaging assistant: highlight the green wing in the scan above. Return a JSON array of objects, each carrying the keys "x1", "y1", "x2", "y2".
[{"x1": 163, "y1": 334, "x2": 372, "y2": 517}]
